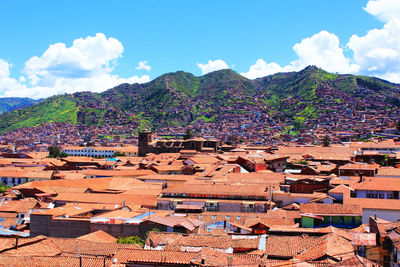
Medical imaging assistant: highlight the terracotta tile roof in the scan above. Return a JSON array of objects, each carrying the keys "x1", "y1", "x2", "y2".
[
  {"x1": 294, "y1": 233, "x2": 354, "y2": 262},
  {"x1": 300, "y1": 203, "x2": 362, "y2": 216},
  {"x1": 139, "y1": 174, "x2": 197, "y2": 181},
  {"x1": 191, "y1": 247, "x2": 262, "y2": 266},
  {"x1": 84, "y1": 169, "x2": 156, "y2": 177},
  {"x1": 226, "y1": 172, "x2": 285, "y2": 183},
  {"x1": 339, "y1": 163, "x2": 380, "y2": 170},
  {"x1": 0, "y1": 198, "x2": 40, "y2": 213},
  {"x1": 0, "y1": 217, "x2": 19, "y2": 228},
  {"x1": 54, "y1": 193, "x2": 158, "y2": 207},
  {"x1": 349, "y1": 139, "x2": 400, "y2": 149},
  {"x1": 1, "y1": 238, "x2": 62, "y2": 257},
  {"x1": 244, "y1": 217, "x2": 296, "y2": 228},
  {"x1": 344, "y1": 195, "x2": 400, "y2": 210},
  {"x1": 264, "y1": 235, "x2": 321, "y2": 257},
  {"x1": 350, "y1": 232, "x2": 376, "y2": 246},
  {"x1": 0, "y1": 236, "x2": 47, "y2": 252},
  {"x1": 32, "y1": 204, "x2": 94, "y2": 217},
  {"x1": 331, "y1": 255, "x2": 380, "y2": 267},
  {"x1": 187, "y1": 157, "x2": 221, "y2": 164},
  {"x1": 266, "y1": 209, "x2": 301, "y2": 219},
  {"x1": 144, "y1": 216, "x2": 204, "y2": 231},
  {"x1": 163, "y1": 183, "x2": 269, "y2": 198},
  {"x1": 146, "y1": 232, "x2": 260, "y2": 251},
  {"x1": 188, "y1": 212, "x2": 270, "y2": 226},
  {"x1": 376, "y1": 167, "x2": 400, "y2": 176},
  {"x1": 76, "y1": 230, "x2": 117, "y2": 243},
  {"x1": 13, "y1": 177, "x2": 112, "y2": 190},
  {"x1": 329, "y1": 184, "x2": 353, "y2": 194},
  {"x1": 0, "y1": 255, "x2": 113, "y2": 267},
  {"x1": 151, "y1": 165, "x2": 184, "y2": 172},
  {"x1": 351, "y1": 177, "x2": 400, "y2": 191},
  {"x1": 48, "y1": 237, "x2": 141, "y2": 256},
  {"x1": 113, "y1": 249, "x2": 196, "y2": 265}
]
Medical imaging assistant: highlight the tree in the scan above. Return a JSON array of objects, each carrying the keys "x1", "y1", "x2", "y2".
[
  {"x1": 322, "y1": 135, "x2": 330, "y2": 147},
  {"x1": 112, "y1": 151, "x2": 125, "y2": 157},
  {"x1": 0, "y1": 182, "x2": 11, "y2": 193},
  {"x1": 47, "y1": 146, "x2": 68, "y2": 158},
  {"x1": 116, "y1": 235, "x2": 144, "y2": 245},
  {"x1": 183, "y1": 128, "x2": 194, "y2": 140}
]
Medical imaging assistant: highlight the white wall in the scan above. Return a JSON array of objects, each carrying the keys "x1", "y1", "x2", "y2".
[{"x1": 362, "y1": 208, "x2": 400, "y2": 224}]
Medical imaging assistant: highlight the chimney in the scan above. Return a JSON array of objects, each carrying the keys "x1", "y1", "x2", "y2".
[
  {"x1": 223, "y1": 220, "x2": 227, "y2": 229},
  {"x1": 15, "y1": 236, "x2": 18, "y2": 249},
  {"x1": 375, "y1": 214, "x2": 377, "y2": 220}
]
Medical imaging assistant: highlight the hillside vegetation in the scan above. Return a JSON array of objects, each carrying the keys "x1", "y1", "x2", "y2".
[{"x1": 0, "y1": 66, "x2": 399, "y2": 133}]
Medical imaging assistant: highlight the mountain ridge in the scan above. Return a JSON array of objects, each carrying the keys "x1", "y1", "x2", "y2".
[
  {"x1": 0, "y1": 66, "x2": 399, "y2": 133},
  {"x1": 0, "y1": 97, "x2": 40, "y2": 114}
]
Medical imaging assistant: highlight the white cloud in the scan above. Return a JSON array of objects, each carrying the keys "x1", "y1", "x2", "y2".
[
  {"x1": 197, "y1": 59, "x2": 229, "y2": 75},
  {"x1": 243, "y1": 0, "x2": 400, "y2": 83},
  {"x1": 347, "y1": 18, "x2": 400, "y2": 82},
  {"x1": 242, "y1": 31, "x2": 358, "y2": 79},
  {"x1": 0, "y1": 33, "x2": 150, "y2": 99},
  {"x1": 135, "y1": 60, "x2": 151, "y2": 71},
  {"x1": 241, "y1": 59, "x2": 288, "y2": 79},
  {"x1": 291, "y1": 31, "x2": 359, "y2": 73},
  {"x1": 0, "y1": 59, "x2": 28, "y2": 97},
  {"x1": 364, "y1": 0, "x2": 400, "y2": 22}
]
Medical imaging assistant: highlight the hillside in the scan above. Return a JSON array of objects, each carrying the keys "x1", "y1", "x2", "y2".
[
  {"x1": 0, "y1": 97, "x2": 39, "y2": 114},
  {"x1": 0, "y1": 66, "x2": 399, "y2": 133}
]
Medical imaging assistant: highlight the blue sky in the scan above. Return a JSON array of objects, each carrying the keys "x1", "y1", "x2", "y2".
[{"x1": 0, "y1": 0, "x2": 399, "y2": 98}]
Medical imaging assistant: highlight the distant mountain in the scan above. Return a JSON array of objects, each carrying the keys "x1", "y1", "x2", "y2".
[
  {"x1": 0, "y1": 97, "x2": 40, "y2": 114},
  {"x1": 0, "y1": 66, "x2": 399, "y2": 133}
]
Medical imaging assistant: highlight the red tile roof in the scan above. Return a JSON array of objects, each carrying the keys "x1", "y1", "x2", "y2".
[
  {"x1": 300, "y1": 203, "x2": 362, "y2": 216},
  {"x1": 76, "y1": 230, "x2": 117, "y2": 243}
]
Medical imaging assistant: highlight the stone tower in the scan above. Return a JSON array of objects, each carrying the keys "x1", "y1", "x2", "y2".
[{"x1": 138, "y1": 130, "x2": 152, "y2": 156}]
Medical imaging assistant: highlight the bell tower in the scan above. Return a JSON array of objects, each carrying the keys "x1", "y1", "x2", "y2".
[{"x1": 138, "y1": 130, "x2": 152, "y2": 156}]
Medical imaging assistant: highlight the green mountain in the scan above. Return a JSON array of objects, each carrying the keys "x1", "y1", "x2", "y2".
[
  {"x1": 0, "y1": 66, "x2": 399, "y2": 133},
  {"x1": 0, "y1": 97, "x2": 39, "y2": 114}
]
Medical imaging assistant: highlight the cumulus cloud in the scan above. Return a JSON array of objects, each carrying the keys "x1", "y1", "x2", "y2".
[
  {"x1": 243, "y1": 0, "x2": 400, "y2": 83},
  {"x1": 135, "y1": 60, "x2": 151, "y2": 71},
  {"x1": 364, "y1": 0, "x2": 400, "y2": 22},
  {"x1": 197, "y1": 59, "x2": 229, "y2": 75},
  {"x1": 348, "y1": 2, "x2": 400, "y2": 82},
  {"x1": 242, "y1": 31, "x2": 358, "y2": 79},
  {"x1": 0, "y1": 33, "x2": 150, "y2": 99},
  {"x1": 241, "y1": 59, "x2": 288, "y2": 79},
  {"x1": 291, "y1": 31, "x2": 359, "y2": 73},
  {"x1": 0, "y1": 59, "x2": 28, "y2": 97}
]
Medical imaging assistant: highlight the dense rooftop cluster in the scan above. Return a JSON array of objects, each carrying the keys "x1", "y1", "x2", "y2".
[{"x1": 0, "y1": 137, "x2": 400, "y2": 266}]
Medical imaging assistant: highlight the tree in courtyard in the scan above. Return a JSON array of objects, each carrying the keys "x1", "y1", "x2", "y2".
[
  {"x1": 322, "y1": 135, "x2": 330, "y2": 147},
  {"x1": 183, "y1": 128, "x2": 194, "y2": 140},
  {"x1": 47, "y1": 146, "x2": 68, "y2": 158}
]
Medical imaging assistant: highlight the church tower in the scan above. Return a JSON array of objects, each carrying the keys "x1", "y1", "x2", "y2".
[{"x1": 138, "y1": 130, "x2": 152, "y2": 156}]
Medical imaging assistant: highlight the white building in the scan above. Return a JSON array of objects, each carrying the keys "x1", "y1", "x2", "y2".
[{"x1": 62, "y1": 147, "x2": 115, "y2": 158}]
